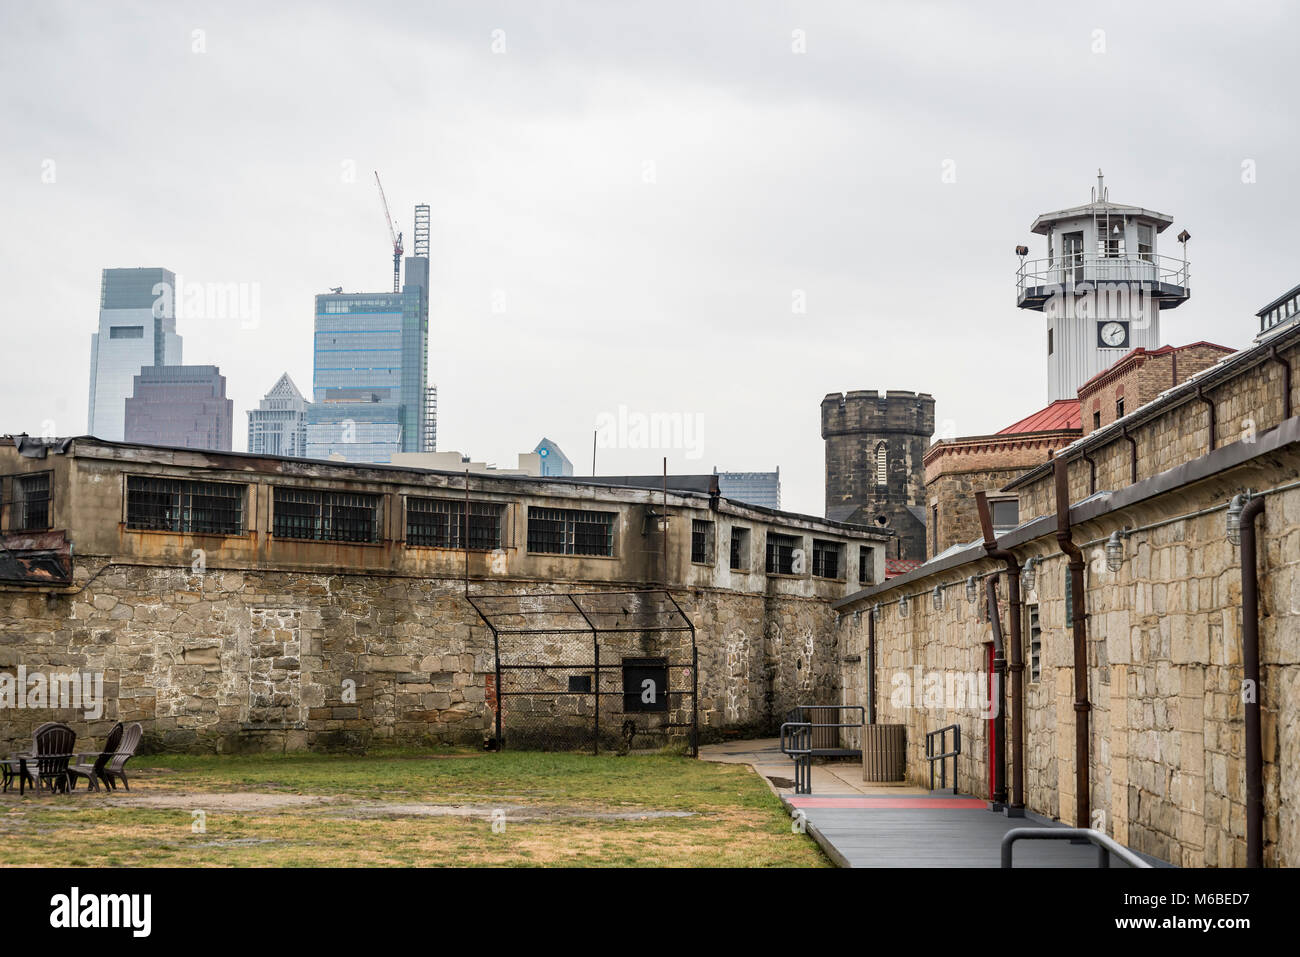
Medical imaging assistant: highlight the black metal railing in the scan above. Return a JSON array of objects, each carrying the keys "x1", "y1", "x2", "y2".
[
  {"x1": 926, "y1": 724, "x2": 961, "y2": 793},
  {"x1": 779, "y1": 721, "x2": 812, "y2": 795},
  {"x1": 1001, "y1": 827, "x2": 1152, "y2": 869},
  {"x1": 779, "y1": 705, "x2": 866, "y2": 794}
]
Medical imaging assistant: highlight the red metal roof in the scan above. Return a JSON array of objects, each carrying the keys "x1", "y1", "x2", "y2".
[
  {"x1": 997, "y1": 399, "x2": 1081, "y2": 435},
  {"x1": 885, "y1": 558, "x2": 922, "y2": 578}
]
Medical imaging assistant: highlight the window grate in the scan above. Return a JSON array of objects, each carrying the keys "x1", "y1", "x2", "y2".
[
  {"x1": 812, "y1": 539, "x2": 841, "y2": 579},
  {"x1": 691, "y1": 519, "x2": 714, "y2": 564},
  {"x1": 126, "y1": 476, "x2": 243, "y2": 535},
  {"x1": 526, "y1": 507, "x2": 614, "y2": 556},
  {"x1": 407, "y1": 498, "x2": 505, "y2": 550},
  {"x1": 10, "y1": 473, "x2": 52, "y2": 531},
  {"x1": 272, "y1": 487, "x2": 381, "y2": 542},
  {"x1": 766, "y1": 532, "x2": 800, "y2": 575},
  {"x1": 1027, "y1": 605, "x2": 1042, "y2": 682}
]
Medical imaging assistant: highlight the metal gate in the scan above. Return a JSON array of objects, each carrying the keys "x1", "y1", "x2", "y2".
[{"x1": 467, "y1": 590, "x2": 698, "y2": 755}]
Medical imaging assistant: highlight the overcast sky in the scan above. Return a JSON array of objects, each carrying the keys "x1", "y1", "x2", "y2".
[{"x1": 2, "y1": 1, "x2": 1297, "y2": 516}]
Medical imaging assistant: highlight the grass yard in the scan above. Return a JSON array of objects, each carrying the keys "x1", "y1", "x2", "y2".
[{"x1": 0, "y1": 750, "x2": 828, "y2": 867}]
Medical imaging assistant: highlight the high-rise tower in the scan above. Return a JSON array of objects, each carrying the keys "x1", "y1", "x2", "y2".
[
  {"x1": 87, "y1": 267, "x2": 183, "y2": 440},
  {"x1": 1016, "y1": 172, "x2": 1191, "y2": 401}
]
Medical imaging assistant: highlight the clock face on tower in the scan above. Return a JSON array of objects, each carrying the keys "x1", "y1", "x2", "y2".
[{"x1": 1098, "y1": 320, "x2": 1130, "y2": 349}]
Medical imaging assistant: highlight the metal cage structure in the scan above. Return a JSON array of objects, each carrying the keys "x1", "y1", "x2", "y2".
[{"x1": 467, "y1": 590, "x2": 698, "y2": 756}]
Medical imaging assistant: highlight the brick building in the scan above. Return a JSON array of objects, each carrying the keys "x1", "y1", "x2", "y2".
[
  {"x1": 923, "y1": 400, "x2": 1081, "y2": 559},
  {"x1": 1076, "y1": 342, "x2": 1234, "y2": 436}
]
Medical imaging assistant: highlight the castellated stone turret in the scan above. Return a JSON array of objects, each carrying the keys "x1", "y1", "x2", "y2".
[{"x1": 821, "y1": 390, "x2": 936, "y2": 561}]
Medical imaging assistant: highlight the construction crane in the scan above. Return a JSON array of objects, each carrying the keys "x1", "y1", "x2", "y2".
[{"x1": 374, "y1": 170, "x2": 403, "y2": 292}]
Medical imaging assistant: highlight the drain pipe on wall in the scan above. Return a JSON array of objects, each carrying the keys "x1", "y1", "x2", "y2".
[
  {"x1": 985, "y1": 575, "x2": 1008, "y2": 810},
  {"x1": 867, "y1": 609, "x2": 877, "y2": 725},
  {"x1": 975, "y1": 491, "x2": 1025, "y2": 815},
  {"x1": 1238, "y1": 493, "x2": 1267, "y2": 867},
  {"x1": 1054, "y1": 457, "x2": 1091, "y2": 829}
]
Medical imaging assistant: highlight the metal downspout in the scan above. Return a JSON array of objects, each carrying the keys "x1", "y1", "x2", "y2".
[
  {"x1": 1122, "y1": 427, "x2": 1138, "y2": 485},
  {"x1": 867, "y1": 610, "x2": 877, "y2": 725},
  {"x1": 975, "y1": 491, "x2": 1025, "y2": 814},
  {"x1": 1269, "y1": 346, "x2": 1293, "y2": 420},
  {"x1": 1197, "y1": 385, "x2": 1217, "y2": 452},
  {"x1": 1054, "y1": 458, "x2": 1090, "y2": 829},
  {"x1": 985, "y1": 575, "x2": 1008, "y2": 809},
  {"x1": 1240, "y1": 495, "x2": 1267, "y2": 867}
]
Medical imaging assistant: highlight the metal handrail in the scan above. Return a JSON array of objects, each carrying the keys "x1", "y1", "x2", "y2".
[
  {"x1": 1001, "y1": 827, "x2": 1152, "y2": 869},
  {"x1": 780, "y1": 705, "x2": 868, "y2": 796},
  {"x1": 780, "y1": 721, "x2": 812, "y2": 795},
  {"x1": 925, "y1": 724, "x2": 960, "y2": 793},
  {"x1": 1016, "y1": 252, "x2": 1190, "y2": 296}
]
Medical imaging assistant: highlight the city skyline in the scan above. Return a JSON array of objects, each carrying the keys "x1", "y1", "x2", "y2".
[{"x1": 3, "y1": 2, "x2": 1298, "y2": 517}]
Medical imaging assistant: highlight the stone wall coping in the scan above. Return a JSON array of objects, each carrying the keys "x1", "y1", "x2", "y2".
[
  {"x1": 1003, "y1": 323, "x2": 1300, "y2": 492},
  {"x1": 835, "y1": 412, "x2": 1300, "y2": 608},
  {"x1": 17, "y1": 435, "x2": 889, "y2": 544}
]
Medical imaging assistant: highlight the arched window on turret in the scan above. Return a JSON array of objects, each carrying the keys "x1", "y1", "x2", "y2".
[{"x1": 873, "y1": 441, "x2": 888, "y2": 486}]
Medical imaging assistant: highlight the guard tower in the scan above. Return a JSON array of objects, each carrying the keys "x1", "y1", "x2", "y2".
[
  {"x1": 822, "y1": 390, "x2": 935, "y2": 562},
  {"x1": 1016, "y1": 172, "x2": 1191, "y2": 401}
]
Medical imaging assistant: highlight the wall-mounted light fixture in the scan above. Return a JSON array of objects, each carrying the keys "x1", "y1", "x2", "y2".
[
  {"x1": 898, "y1": 595, "x2": 910, "y2": 618},
  {"x1": 1226, "y1": 493, "x2": 1249, "y2": 545},
  {"x1": 966, "y1": 576, "x2": 978, "y2": 604},
  {"x1": 1105, "y1": 531, "x2": 1125, "y2": 572},
  {"x1": 872, "y1": 603, "x2": 882, "y2": 623},
  {"x1": 1021, "y1": 556, "x2": 1039, "y2": 592},
  {"x1": 932, "y1": 585, "x2": 945, "y2": 612}
]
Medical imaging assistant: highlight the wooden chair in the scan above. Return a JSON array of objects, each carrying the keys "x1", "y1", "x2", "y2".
[
  {"x1": 69, "y1": 722, "x2": 123, "y2": 792},
  {"x1": 29, "y1": 722, "x2": 77, "y2": 795},
  {"x1": 100, "y1": 722, "x2": 143, "y2": 791}
]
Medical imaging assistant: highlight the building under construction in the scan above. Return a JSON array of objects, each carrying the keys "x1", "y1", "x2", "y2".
[{"x1": 305, "y1": 186, "x2": 432, "y2": 464}]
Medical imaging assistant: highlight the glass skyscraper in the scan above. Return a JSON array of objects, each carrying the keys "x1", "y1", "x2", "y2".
[
  {"x1": 305, "y1": 256, "x2": 428, "y2": 463},
  {"x1": 87, "y1": 268, "x2": 183, "y2": 440},
  {"x1": 123, "y1": 365, "x2": 233, "y2": 451}
]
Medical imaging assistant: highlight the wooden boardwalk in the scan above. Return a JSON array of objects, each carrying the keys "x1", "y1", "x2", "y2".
[
  {"x1": 700, "y1": 740, "x2": 1158, "y2": 868},
  {"x1": 789, "y1": 793, "x2": 1128, "y2": 868}
]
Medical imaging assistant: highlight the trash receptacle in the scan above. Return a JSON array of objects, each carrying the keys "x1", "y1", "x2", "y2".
[{"x1": 862, "y1": 723, "x2": 906, "y2": 782}]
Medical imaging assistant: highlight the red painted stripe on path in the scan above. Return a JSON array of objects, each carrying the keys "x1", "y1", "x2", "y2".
[{"x1": 788, "y1": 796, "x2": 987, "y2": 809}]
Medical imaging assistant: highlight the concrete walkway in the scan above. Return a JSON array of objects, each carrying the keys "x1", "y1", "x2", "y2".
[{"x1": 700, "y1": 738, "x2": 1139, "y2": 868}]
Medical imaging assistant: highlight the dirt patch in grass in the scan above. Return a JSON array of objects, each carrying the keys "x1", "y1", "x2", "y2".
[
  {"x1": 324, "y1": 802, "x2": 695, "y2": 821},
  {"x1": 102, "y1": 791, "x2": 338, "y2": 811},
  {"x1": 0, "y1": 750, "x2": 828, "y2": 867}
]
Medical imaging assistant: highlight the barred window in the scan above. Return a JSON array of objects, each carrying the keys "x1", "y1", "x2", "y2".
[
  {"x1": 273, "y1": 487, "x2": 380, "y2": 542},
  {"x1": 125, "y1": 476, "x2": 244, "y2": 535},
  {"x1": 407, "y1": 498, "x2": 505, "y2": 550},
  {"x1": 527, "y1": 507, "x2": 614, "y2": 556},
  {"x1": 765, "y1": 532, "x2": 801, "y2": 575},
  {"x1": 1027, "y1": 605, "x2": 1042, "y2": 682},
  {"x1": 874, "y1": 442, "x2": 888, "y2": 486},
  {"x1": 9, "y1": 473, "x2": 52, "y2": 531},
  {"x1": 812, "y1": 539, "x2": 842, "y2": 579},
  {"x1": 691, "y1": 519, "x2": 715, "y2": 564}
]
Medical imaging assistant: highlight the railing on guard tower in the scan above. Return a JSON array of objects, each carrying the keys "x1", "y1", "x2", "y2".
[{"x1": 1016, "y1": 253, "x2": 1190, "y2": 308}]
